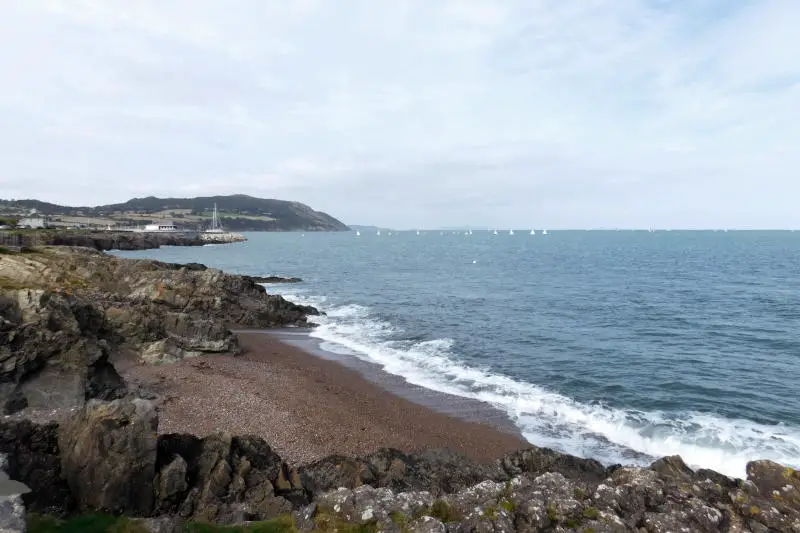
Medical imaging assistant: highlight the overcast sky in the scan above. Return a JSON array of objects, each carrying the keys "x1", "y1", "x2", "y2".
[{"x1": 1, "y1": 1, "x2": 798, "y2": 228}]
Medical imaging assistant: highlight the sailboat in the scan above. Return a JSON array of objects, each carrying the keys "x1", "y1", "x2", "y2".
[
  {"x1": 205, "y1": 203, "x2": 224, "y2": 234},
  {"x1": 468, "y1": 229, "x2": 473, "y2": 236},
  {"x1": 542, "y1": 229, "x2": 548, "y2": 235},
  {"x1": 509, "y1": 229, "x2": 515, "y2": 236},
  {"x1": 377, "y1": 229, "x2": 381, "y2": 236},
  {"x1": 416, "y1": 230, "x2": 420, "y2": 235},
  {"x1": 492, "y1": 229, "x2": 498, "y2": 235},
  {"x1": 356, "y1": 230, "x2": 360, "y2": 236},
  {"x1": 530, "y1": 229, "x2": 536, "y2": 235}
]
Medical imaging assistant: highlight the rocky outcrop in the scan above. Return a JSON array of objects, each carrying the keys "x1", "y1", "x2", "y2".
[
  {"x1": 58, "y1": 399, "x2": 158, "y2": 516},
  {"x1": 1, "y1": 230, "x2": 208, "y2": 251},
  {"x1": 0, "y1": 247, "x2": 318, "y2": 414},
  {"x1": 297, "y1": 455, "x2": 800, "y2": 533},
  {"x1": 299, "y1": 448, "x2": 504, "y2": 496},
  {"x1": 0, "y1": 421, "x2": 72, "y2": 515},
  {"x1": 247, "y1": 276, "x2": 303, "y2": 284},
  {"x1": 2, "y1": 399, "x2": 799, "y2": 532},
  {"x1": 154, "y1": 433, "x2": 294, "y2": 523},
  {"x1": 0, "y1": 289, "x2": 126, "y2": 414}
]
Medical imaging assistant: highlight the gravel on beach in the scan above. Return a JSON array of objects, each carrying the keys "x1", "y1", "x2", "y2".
[{"x1": 124, "y1": 332, "x2": 529, "y2": 465}]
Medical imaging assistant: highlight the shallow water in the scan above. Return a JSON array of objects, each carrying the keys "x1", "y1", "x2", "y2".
[{"x1": 116, "y1": 230, "x2": 800, "y2": 477}]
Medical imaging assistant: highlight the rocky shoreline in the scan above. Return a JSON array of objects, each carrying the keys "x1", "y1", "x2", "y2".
[
  {"x1": 1, "y1": 246, "x2": 799, "y2": 532},
  {"x1": 0, "y1": 230, "x2": 237, "y2": 252}
]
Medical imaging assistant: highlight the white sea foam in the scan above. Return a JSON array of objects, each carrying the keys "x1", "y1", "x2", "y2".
[{"x1": 270, "y1": 288, "x2": 800, "y2": 479}]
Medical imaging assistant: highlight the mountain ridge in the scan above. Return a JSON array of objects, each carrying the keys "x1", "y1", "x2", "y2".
[{"x1": 0, "y1": 194, "x2": 349, "y2": 232}]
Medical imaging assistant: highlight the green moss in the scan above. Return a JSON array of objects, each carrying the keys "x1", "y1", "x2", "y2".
[
  {"x1": 28, "y1": 513, "x2": 148, "y2": 533},
  {"x1": 582, "y1": 507, "x2": 599, "y2": 520},
  {"x1": 546, "y1": 505, "x2": 558, "y2": 523},
  {"x1": 573, "y1": 487, "x2": 586, "y2": 500},
  {"x1": 313, "y1": 510, "x2": 377, "y2": 533},
  {"x1": 565, "y1": 518, "x2": 580, "y2": 528},
  {"x1": 583, "y1": 528, "x2": 596, "y2": 533},
  {"x1": 427, "y1": 500, "x2": 463, "y2": 523},
  {"x1": 500, "y1": 499, "x2": 516, "y2": 513},
  {"x1": 389, "y1": 511, "x2": 407, "y2": 526},
  {"x1": 485, "y1": 506, "x2": 497, "y2": 520},
  {"x1": 748, "y1": 505, "x2": 760, "y2": 516}
]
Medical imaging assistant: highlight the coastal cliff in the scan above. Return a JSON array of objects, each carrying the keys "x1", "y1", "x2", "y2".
[{"x1": 1, "y1": 247, "x2": 799, "y2": 532}]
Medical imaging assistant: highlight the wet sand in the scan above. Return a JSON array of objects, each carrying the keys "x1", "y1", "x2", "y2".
[{"x1": 124, "y1": 332, "x2": 529, "y2": 465}]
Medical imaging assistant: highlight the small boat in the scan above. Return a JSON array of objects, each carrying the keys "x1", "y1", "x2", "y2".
[
  {"x1": 356, "y1": 230, "x2": 360, "y2": 236},
  {"x1": 417, "y1": 230, "x2": 420, "y2": 235},
  {"x1": 530, "y1": 229, "x2": 536, "y2": 235},
  {"x1": 377, "y1": 230, "x2": 381, "y2": 236},
  {"x1": 493, "y1": 229, "x2": 498, "y2": 235},
  {"x1": 509, "y1": 229, "x2": 514, "y2": 236},
  {"x1": 542, "y1": 229, "x2": 548, "y2": 235}
]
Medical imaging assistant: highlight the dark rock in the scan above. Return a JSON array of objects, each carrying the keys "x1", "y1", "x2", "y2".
[
  {"x1": 299, "y1": 448, "x2": 501, "y2": 497},
  {"x1": 0, "y1": 454, "x2": 29, "y2": 533},
  {"x1": 649, "y1": 455, "x2": 694, "y2": 481},
  {"x1": 499, "y1": 445, "x2": 609, "y2": 485},
  {"x1": 0, "y1": 289, "x2": 126, "y2": 415},
  {"x1": 155, "y1": 433, "x2": 289, "y2": 523},
  {"x1": 58, "y1": 399, "x2": 158, "y2": 515},
  {"x1": 747, "y1": 460, "x2": 800, "y2": 510},
  {"x1": 0, "y1": 420, "x2": 73, "y2": 515},
  {"x1": 247, "y1": 276, "x2": 303, "y2": 284}
]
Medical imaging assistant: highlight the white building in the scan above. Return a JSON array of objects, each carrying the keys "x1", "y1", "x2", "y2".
[
  {"x1": 17, "y1": 217, "x2": 47, "y2": 229},
  {"x1": 141, "y1": 221, "x2": 178, "y2": 232}
]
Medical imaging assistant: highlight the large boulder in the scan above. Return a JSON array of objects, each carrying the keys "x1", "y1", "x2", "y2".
[
  {"x1": 498, "y1": 445, "x2": 610, "y2": 485},
  {"x1": 747, "y1": 460, "x2": 800, "y2": 509},
  {"x1": 155, "y1": 433, "x2": 291, "y2": 524},
  {"x1": 0, "y1": 289, "x2": 126, "y2": 415},
  {"x1": 58, "y1": 399, "x2": 158, "y2": 515}
]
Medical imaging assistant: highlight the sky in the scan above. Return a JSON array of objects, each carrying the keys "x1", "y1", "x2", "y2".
[{"x1": 0, "y1": 0, "x2": 799, "y2": 229}]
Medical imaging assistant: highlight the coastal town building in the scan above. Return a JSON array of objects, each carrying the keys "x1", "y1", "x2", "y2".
[{"x1": 16, "y1": 216, "x2": 47, "y2": 229}]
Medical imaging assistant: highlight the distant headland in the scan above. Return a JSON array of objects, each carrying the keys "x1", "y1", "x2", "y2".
[{"x1": 0, "y1": 194, "x2": 349, "y2": 232}]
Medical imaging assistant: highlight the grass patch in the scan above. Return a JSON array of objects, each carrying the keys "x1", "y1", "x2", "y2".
[
  {"x1": 500, "y1": 499, "x2": 516, "y2": 513},
  {"x1": 184, "y1": 515, "x2": 297, "y2": 533},
  {"x1": 389, "y1": 511, "x2": 407, "y2": 526},
  {"x1": 427, "y1": 500, "x2": 463, "y2": 523},
  {"x1": 583, "y1": 507, "x2": 599, "y2": 520},
  {"x1": 28, "y1": 513, "x2": 148, "y2": 533}
]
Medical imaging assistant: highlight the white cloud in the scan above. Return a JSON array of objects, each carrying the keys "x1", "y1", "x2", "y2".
[{"x1": 0, "y1": 0, "x2": 798, "y2": 227}]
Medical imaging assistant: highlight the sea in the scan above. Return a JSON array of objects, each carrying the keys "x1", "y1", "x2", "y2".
[{"x1": 114, "y1": 230, "x2": 800, "y2": 479}]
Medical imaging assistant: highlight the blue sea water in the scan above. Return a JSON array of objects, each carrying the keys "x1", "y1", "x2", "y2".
[{"x1": 115, "y1": 230, "x2": 800, "y2": 478}]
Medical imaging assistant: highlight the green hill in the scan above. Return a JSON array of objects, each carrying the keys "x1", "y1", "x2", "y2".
[{"x1": 0, "y1": 195, "x2": 349, "y2": 232}]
